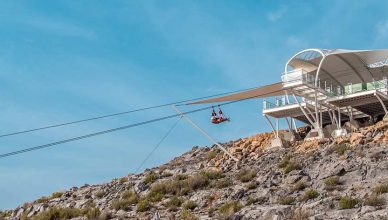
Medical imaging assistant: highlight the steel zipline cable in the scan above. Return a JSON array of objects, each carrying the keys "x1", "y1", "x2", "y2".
[
  {"x1": 0, "y1": 65, "x2": 371, "y2": 139},
  {"x1": 134, "y1": 117, "x2": 182, "y2": 173},
  {"x1": 0, "y1": 86, "x2": 262, "y2": 138},
  {"x1": 0, "y1": 69, "x2": 372, "y2": 159},
  {"x1": 0, "y1": 106, "x2": 208, "y2": 159},
  {"x1": 0, "y1": 86, "x2": 287, "y2": 159}
]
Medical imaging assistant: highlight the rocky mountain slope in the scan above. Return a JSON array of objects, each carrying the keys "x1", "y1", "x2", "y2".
[{"x1": 2, "y1": 121, "x2": 388, "y2": 220}]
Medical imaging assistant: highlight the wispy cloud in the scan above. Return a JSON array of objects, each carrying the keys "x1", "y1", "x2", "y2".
[
  {"x1": 23, "y1": 16, "x2": 97, "y2": 39},
  {"x1": 286, "y1": 36, "x2": 308, "y2": 48},
  {"x1": 140, "y1": 2, "x2": 278, "y2": 87},
  {"x1": 267, "y1": 5, "x2": 288, "y2": 22},
  {"x1": 376, "y1": 20, "x2": 388, "y2": 41}
]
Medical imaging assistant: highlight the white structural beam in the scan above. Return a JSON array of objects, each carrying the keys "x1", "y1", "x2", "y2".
[
  {"x1": 264, "y1": 115, "x2": 277, "y2": 136},
  {"x1": 305, "y1": 105, "x2": 317, "y2": 122},
  {"x1": 338, "y1": 107, "x2": 342, "y2": 129},
  {"x1": 292, "y1": 94, "x2": 316, "y2": 128},
  {"x1": 314, "y1": 55, "x2": 326, "y2": 129},
  {"x1": 332, "y1": 109, "x2": 339, "y2": 129},
  {"x1": 285, "y1": 117, "x2": 293, "y2": 132},
  {"x1": 328, "y1": 109, "x2": 334, "y2": 124},
  {"x1": 374, "y1": 92, "x2": 388, "y2": 114},
  {"x1": 172, "y1": 105, "x2": 239, "y2": 161}
]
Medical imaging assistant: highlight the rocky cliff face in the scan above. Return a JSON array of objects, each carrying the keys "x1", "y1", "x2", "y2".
[{"x1": 2, "y1": 121, "x2": 388, "y2": 220}]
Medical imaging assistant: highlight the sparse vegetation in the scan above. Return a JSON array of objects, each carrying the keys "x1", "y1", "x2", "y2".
[
  {"x1": 214, "y1": 178, "x2": 232, "y2": 189},
  {"x1": 0, "y1": 211, "x2": 10, "y2": 220},
  {"x1": 95, "y1": 190, "x2": 106, "y2": 199},
  {"x1": 207, "y1": 150, "x2": 218, "y2": 160},
  {"x1": 166, "y1": 196, "x2": 183, "y2": 209},
  {"x1": 187, "y1": 173, "x2": 210, "y2": 190},
  {"x1": 278, "y1": 155, "x2": 291, "y2": 168},
  {"x1": 136, "y1": 199, "x2": 150, "y2": 212},
  {"x1": 336, "y1": 144, "x2": 349, "y2": 156},
  {"x1": 246, "y1": 197, "x2": 258, "y2": 206},
  {"x1": 160, "y1": 171, "x2": 173, "y2": 178},
  {"x1": 180, "y1": 210, "x2": 199, "y2": 220},
  {"x1": 302, "y1": 189, "x2": 319, "y2": 201},
  {"x1": 324, "y1": 176, "x2": 341, "y2": 191},
  {"x1": 144, "y1": 172, "x2": 158, "y2": 184},
  {"x1": 208, "y1": 207, "x2": 215, "y2": 217},
  {"x1": 292, "y1": 181, "x2": 306, "y2": 192},
  {"x1": 201, "y1": 170, "x2": 224, "y2": 180},
  {"x1": 365, "y1": 195, "x2": 385, "y2": 207},
  {"x1": 148, "y1": 182, "x2": 167, "y2": 202},
  {"x1": 97, "y1": 212, "x2": 110, "y2": 220},
  {"x1": 284, "y1": 162, "x2": 302, "y2": 174},
  {"x1": 339, "y1": 196, "x2": 359, "y2": 209},
  {"x1": 10, "y1": 121, "x2": 388, "y2": 219},
  {"x1": 290, "y1": 208, "x2": 311, "y2": 220},
  {"x1": 278, "y1": 155, "x2": 301, "y2": 174},
  {"x1": 51, "y1": 192, "x2": 63, "y2": 199},
  {"x1": 119, "y1": 177, "x2": 128, "y2": 184},
  {"x1": 219, "y1": 201, "x2": 243, "y2": 216},
  {"x1": 146, "y1": 171, "x2": 218, "y2": 201},
  {"x1": 84, "y1": 207, "x2": 101, "y2": 220},
  {"x1": 279, "y1": 196, "x2": 295, "y2": 205},
  {"x1": 246, "y1": 181, "x2": 257, "y2": 190},
  {"x1": 121, "y1": 190, "x2": 137, "y2": 200},
  {"x1": 31, "y1": 207, "x2": 106, "y2": 220},
  {"x1": 372, "y1": 183, "x2": 388, "y2": 195},
  {"x1": 111, "y1": 191, "x2": 139, "y2": 211},
  {"x1": 183, "y1": 200, "x2": 198, "y2": 210},
  {"x1": 356, "y1": 149, "x2": 366, "y2": 158},
  {"x1": 236, "y1": 168, "x2": 257, "y2": 182},
  {"x1": 84, "y1": 200, "x2": 96, "y2": 208},
  {"x1": 31, "y1": 207, "x2": 82, "y2": 220},
  {"x1": 36, "y1": 196, "x2": 50, "y2": 203},
  {"x1": 175, "y1": 174, "x2": 189, "y2": 181}
]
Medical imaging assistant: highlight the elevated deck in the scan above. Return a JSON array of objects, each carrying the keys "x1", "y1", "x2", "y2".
[{"x1": 328, "y1": 89, "x2": 388, "y2": 117}]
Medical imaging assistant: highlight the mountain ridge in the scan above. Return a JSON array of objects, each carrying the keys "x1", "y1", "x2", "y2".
[{"x1": 2, "y1": 121, "x2": 388, "y2": 220}]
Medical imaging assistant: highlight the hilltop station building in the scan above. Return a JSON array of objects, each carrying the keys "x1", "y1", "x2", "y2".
[{"x1": 192, "y1": 49, "x2": 388, "y2": 147}]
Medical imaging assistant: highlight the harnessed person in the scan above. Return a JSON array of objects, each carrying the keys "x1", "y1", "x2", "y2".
[
  {"x1": 211, "y1": 107, "x2": 219, "y2": 124},
  {"x1": 211, "y1": 106, "x2": 229, "y2": 124}
]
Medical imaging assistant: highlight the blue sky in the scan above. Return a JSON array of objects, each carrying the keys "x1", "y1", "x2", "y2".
[{"x1": 0, "y1": 0, "x2": 387, "y2": 209}]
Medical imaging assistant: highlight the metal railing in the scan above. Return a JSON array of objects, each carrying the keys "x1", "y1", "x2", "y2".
[
  {"x1": 281, "y1": 69, "x2": 310, "y2": 83},
  {"x1": 327, "y1": 78, "x2": 388, "y2": 97},
  {"x1": 263, "y1": 97, "x2": 306, "y2": 110},
  {"x1": 282, "y1": 69, "x2": 340, "y2": 96}
]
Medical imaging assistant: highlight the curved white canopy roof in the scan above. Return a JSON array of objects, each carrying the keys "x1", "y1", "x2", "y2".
[
  {"x1": 287, "y1": 48, "x2": 388, "y2": 86},
  {"x1": 191, "y1": 48, "x2": 388, "y2": 105}
]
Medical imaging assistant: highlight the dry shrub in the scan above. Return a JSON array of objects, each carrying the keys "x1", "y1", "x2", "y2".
[
  {"x1": 290, "y1": 208, "x2": 311, "y2": 220},
  {"x1": 302, "y1": 189, "x2": 319, "y2": 201},
  {"x1": 144, "y1": 172, "x2": 158, "y2": 184},
  {"x1": 373, "y1": 183, "x2": 388, "y2": 195},
  {"x1": 219, "y1": 201, "x2": 243, "y2": 217},
  {"x1": 324, "y1": 176, "x2": 341, "y2": 191},
  {"x1": 339, "y1": 196, "x2": 359, "y2": 209},
  {"x1": 183, "y1": 200, "x2": 198, "y2": 210},
  {"x1": 214, "y1": 178, "x2": 233, "y2": 189},
  {"x1": 180, "y1": 210, "x2": 199, "y2": 220},
  {"x1": 365, "y1": 195, "x2": 385, "y2": 207},
  {"x1": 236, "y1": 169, "x2": 257, "y2": 182},
  {"x1": 136, "y1": 199, "x2": 150, "y2": 212},
  {"x1": 292, "y1": 181, "x2": 306, "y2": 192},
  {"x1": 279, "y1": 196, "x2": 295, "y2": 205}
]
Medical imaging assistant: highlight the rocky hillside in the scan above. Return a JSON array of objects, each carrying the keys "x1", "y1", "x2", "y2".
[{"x1": 2, "y1": 121, "x2": 388, "y2": 220}]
